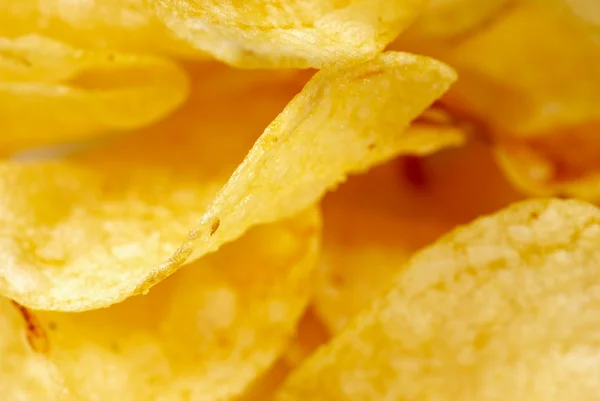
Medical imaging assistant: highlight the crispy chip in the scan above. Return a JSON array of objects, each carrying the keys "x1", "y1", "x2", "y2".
[
  {"x1": 420, "y1": 2, "x2": 600, "y2": 135},
  {"x1": 1, "y1": 34, "x2": 189, "y2": 151},
  {"x1": 405, "y1": 0, "x2": 511, "y2": 39},
  {"x1": 5, "y1": 209, "x2": 319, "y2": 400},
  {"x1": 542, "y1": 0, "x2": 600, "y2": 44},
  {"x1": 0, "y1": 299, "x2": 68, "y2": 400},
  {"x1": 315, "y1": 139, "x2": 522, "y2": 333},
  {"x1": 276, "y1": 199, "x2": 600, "y2": 400},
  {"x1": 0, "y1": 0, "x2": 193, "y2": 55},
  {"x1": 150, "y1": 0, "x2": 427, "y2": 68},
  {"x1": 0, "y1": 52, "x2": 456, "y2": 311},
  {"x1": 495, "y1": 133, "x2": 600, "y2": 202}
]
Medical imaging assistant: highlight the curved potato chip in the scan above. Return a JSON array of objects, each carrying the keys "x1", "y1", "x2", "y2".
[
  {"x1": 276, "y1": 199, "x2": 600, "y2": 401},
  {"x1": 0, "y1": 299, "x2": 69, "y2": 400},
  {"x1": 3, "y1": 209, "x2": 319, "y2": 400},
  {"x1": 150, "y1": 0, "x2": 427, "y2": 68},
  {"x1": 315, "y1": 139, "x2": 521, "y2": 333},
  {"x1": 405, "y1": 0, "x2": 511, "y2": 39},
  {"x1": 422, "y1": 2, "x2": 600, "y2": 135},
  {"x1": 0, "y1": 52, "x2": 456, "y2": 311},
  {"x1": 540, "y1": 0, "x2": 600, "y2": 44},
  {"x1": 0, "y1": 0, "x2": 194, "y2": 56},
  {"x1": 1, "y1": 35, "x2": 189, "y2": 150},
  {"x1": 495, "y1": 134, "x2": 600, "y2": 202}
]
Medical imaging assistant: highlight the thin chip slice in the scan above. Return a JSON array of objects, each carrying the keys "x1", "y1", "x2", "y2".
[
  {"x1": 150, "y1": 0, "x2": 427, "y2": 68},
  {"x1": 0, "y1": 0, "x2": 194, "y2": 56},
  {"x1": 276, "y1": 199, "x2": 600, "y2": 401},
  {"x1": 405, "y1": 0, "x2": 512, "y2": 39},
  {"x1": 1, "y1": 34, "x2": 189, "y2": 150},
  {"x1": 541, "y1": 0, "x2": 600, "y2": 43},
  {"x1": 495, "y1": 134, "x2": 600, "y2": 202},
  {"x1": 315, "y1": 139, "x2": 522, "y2": 333},
  {"x1": 3, "y1": 209, "x2": 319, "y2": 401},
  {"x1": 424, "y1": 2, "x2": 600, "y2": 135},
  {"x1": 0, "y1": 51, "x2": 456, "y2": 311},
  {"x1": 0, "y1": 299, "x2": 69, "y2": 400}
]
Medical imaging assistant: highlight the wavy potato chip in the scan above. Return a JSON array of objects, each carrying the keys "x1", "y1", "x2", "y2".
[
  {"x1": 541, "y1": 0, "x2": 600, "y2": 43},
  {"x1": 495, "y1": 125, "x2": 600, "y2": 202},
  {"x1": 150, "y1": 0, "x2": 427, "y2": 68},
  {"x1": 1, "y1": 34, "x2": 189, "y2": 151},
  {"x1": 277, "y1": 199, "x2": 600, "y2": 401},
  {"x1": 405, "y1": 0, "x2": 511, "y2": 39},
  {"x1": 315, "y1": 139, "x2": 521, "y2": 333},
  {"x1": 428, "y1": 2, "x2": 600, "y2": 135},
  {"x1": 2, "y1": 209, "x2": 319, "y2": 400},
  {"x1": 0, "y1": 0, "x2": 193, "y2": 55},
  {"x1": 0, "y1": 52, "x2": 457, "y2": 311}
]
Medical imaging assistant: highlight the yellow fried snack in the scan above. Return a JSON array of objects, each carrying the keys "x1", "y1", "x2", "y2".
[
  {"x1": 542, "y1": 0, "x2": 600, "y2": 43},
  {"x1": 0, "y1": 0, "x2": 193, "y2": 56},
  {"x1": 0, "y1": 52, "x2": 457, "y2": 311},
  {"x1": 405, "y1": 0, "x2": 511, "y2": 39},
  {"x1": 0, "y1": 299, "x2": 69, "y2": 400},
  {"x1": 149, "y1": 0, "x2": 427, "y2": 68},
  {"x1": 3, "y1": 209, "x2": 319, "y2": 400},
  {"x1": 395, "y1": 1, "x2": 600, "y2": 201},
  {"x1": 315, "y1": 139, "x2": 522, "y2": 333},
  {"x1": 427, "y1": 2, "x2": 600, "y2": 135},
  {"x1": 276, "y1": 199, "x2": 600, "y2": 401},
  {"x1": 1, "y1": 34, "x2": 189, "y2": 151}
]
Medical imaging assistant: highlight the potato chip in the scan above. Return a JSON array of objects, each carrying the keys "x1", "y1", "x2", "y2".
[
  {"x1": 1, "y1": 208, "x2": 319, "y2": 400},
  {"x1": 404, "y1": 0, "x2": 511, "y2": 39},
  {"x1": 541, "y1": 0, "x2": 600, "y2": 44},
  {"x1": 0, "y1": 299, "x2": 69, "y2": 400},
  {"x1": 424, "y1": 2, "x2": 600, "y2": 135},
  {"x1": 0, "y1": 52, "x2": 456, "y2": 311},
  {"x1": 149, "y1": 0, "x2": 427, "y2": 68},
  {"x1": 0, "y1": 0, "x2": 193, "y2": 56},
  {"x1": 1, "y1": 34, "x2": 189, "y2": 151},
  {"x1": 276, "y1": 199, "x2": 600, "y2": 401},
  {"x1": 314, "y1": 139, "x2": 522, "y2": 333}
]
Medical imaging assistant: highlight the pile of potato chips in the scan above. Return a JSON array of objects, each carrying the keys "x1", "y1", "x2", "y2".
[{"x1": 2, "y1": 0, "x2": 600, "y2": 399}]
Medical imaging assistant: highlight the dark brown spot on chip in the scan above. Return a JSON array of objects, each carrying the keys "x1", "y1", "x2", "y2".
[
  {"x1": 210, "y1": 218, "x2": 221, "y2": 236},
  {"x1": 11, "y1": 301, "x2": 50, "y2": 355}
]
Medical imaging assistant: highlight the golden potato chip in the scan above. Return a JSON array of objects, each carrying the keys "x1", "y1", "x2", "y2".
[
  {"x1": 405, "y1": 0, "x2": 511, "y2": 39},
  {"x1": 0, "y1": 0, "x2": 193, "y2": 56},
  {"x1": 541, "y1": 0, "x2": 600, "y2": 43},
  {"x1": 0, "y1": 52, "x2": 456, "y2": 311},
  {"x1": 0, "y1": 299, "x2": 69, "y2": 400},
  {"x1": 2, "y1": 209, "x2": 319, "y2": 400},
  {"x1": 276, "y1": 199, "x2": 600, "y2": 401},
  {"x1": 495, "y1": 129, "x2": 600, "y2": 202},
  {"x1": 314, "y1": 138, "x2": 522, "y2": 333},
  {"x1": 1, "y1": 34, "x2": 189, "y2": 150},
  {"x1": 430, "y1": 2, "x2": 600, "y2": 135},
  {"x1": 149, "y1": 0, "x2": 427, "y2": 68}
]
